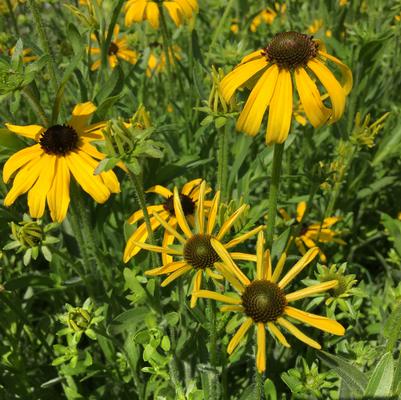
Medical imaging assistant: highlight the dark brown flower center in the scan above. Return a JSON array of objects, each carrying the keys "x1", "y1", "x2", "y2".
[
  {"x1": 39, "y1": 124, "x2": 79, "y2": 156},
  {"x1": 242, "y1": 280, "x2": 287, "y2": 323},
  {"x1": 163, "y1": 194, "x2": 195, "y2": 216},
  {"x1": 183, "y1": 234, "x2": 220, "y2": 270},
  {"x1": 108, "y1": 42, "x2": 119, "y2": 55},
  {"x1": 263, "y1": 31, "x2": 319, "y2": 69}
]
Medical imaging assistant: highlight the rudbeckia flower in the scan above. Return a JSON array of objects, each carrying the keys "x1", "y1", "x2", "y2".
[
  {"x1": 194, "y1": 231, "x2": 345, "y2": 373},
  {"x1": 124, "y1": 0, "x2": 198, "y2": 29},
  {"x1": 279, "y1": 201, "x2": 346, "y2": 263},
  {"x1": 220, "y1": 31, "x2": 353, "y2": 144},
  {"x1": 2, "y1": 102, "x2": 120, "y2": 222},
  {"x1": 145, "y1": 45, "x2": 181, "y2": 78},
  {"x1": 125, "y1": 181, "x2": 263, "y2": 307},
  {"x1": 89, "y1": 24, "x2": 138, "y2": 70},
  {"x1": 124, "y1": 178, "x2": 208, "y2": 264}
]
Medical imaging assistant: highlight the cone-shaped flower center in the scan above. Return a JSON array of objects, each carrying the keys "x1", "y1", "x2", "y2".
[
  {"x1": 40, "y1": 125, "x2": 79, "y2": 156},
  {"x1": 263, "y1": 31, "x2": 318, "y2": 69},
  {"x1": 164, "y1": 194, "x2": 195, "y2": 216},
  {"x1": 108, "y1": 42, "x2": 119, "y2": 55},
  {"x1": 242, "y1": 280, "x2": 287, "y2": 323},
  {"x1": 184, "y1": 234, "x2": 220, "y2": 270}
]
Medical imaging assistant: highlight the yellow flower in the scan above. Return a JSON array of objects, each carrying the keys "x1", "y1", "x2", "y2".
[
  {"x1": 339, "y1": 0, "x2": 348, "y2": 6},
  {"x1": 230, "y1": 19, "x2": 239, "y2": 34},
  {"x1": 308, "y1": 19, "x2": 324, "y2": 35},
  {"x1": 124, "y1": 0, "x2": 198, "y2": 29},
  {"x1": 220, "y1": 31, "x2": 353, "y2": 144},
  {"x1": 145, "y1": 45, "x2": 181, "y2": 77},
  {"x1": 194, "y1": 231, "x2": 345, "y2": 373},
  {"x1": 124, "y1": 178, "x2": 209, "y2": 263},
  {"x1": 2, "y1": 102, "x2": 120, "y2": 222},
  {"x1": 250, "y1": 8, "x2": 277, "y2": 32},
  {"x1": 89, "y1": 24, "x2": 138, "y2": 70},
  {"x1": 125, "y1": 181, "x2": 263, "y2": 306},
  {"x1": 9, "y1": 46, "x2": 38, "y2": 63},
  {"x1": 279, "y1": 201, "x2": 346, "y2": 264}
]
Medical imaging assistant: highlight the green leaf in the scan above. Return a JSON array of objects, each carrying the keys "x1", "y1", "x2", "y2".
[
  {"x1": 381, "y1": 212, "x2": 401, "y2": 257},
  {"x1": 318, "y1": 350, "x2": 367, "y2": 396},
  {"x1": 271, "y1": 227, "x2": 291, "y2": 262},
  {"x1": 0, "y1": 128, "x2": 25, "y2": 150},
  {"x1": 264, "y1": 378, "x2": 277, "y2": 400},
  {"x1": 364, "y1": 351, "x2": 394, "y2": 398},
  {"x1": 109, "y1": 307, "x2": 149, "y2": 335},
  {"x1": 384, "y1": 299, "x2": 401, "y2": 352}
]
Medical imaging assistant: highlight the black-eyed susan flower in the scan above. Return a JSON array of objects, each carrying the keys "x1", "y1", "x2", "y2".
[
  {"x1": 194, "y1": 231, "x2": 345, "y2": 373},
  {"x1": 145, "y1": 45, "x2": 181, "y2": 78},
  {"x1": 125, "y1": 181, "x2": 263, "y2": 307},
  {"x1": 124, "y1": 179, "x2": 209, "y2": 264},
  {"x1": 89, "y1": 24, "x2": 138, "y2": 70},
  {"x1": 124, "y1": 0, "x2": 198, "y2": 29},
  {"x1": 250, "y1": 4, "x2": 286, "y2": 32},
  {"x1": 2, "y1": 102, "x2": 120, "y2": 222},
  {"x1": 220, "y1": 32, "x2": 353, "y2": 144},
  {"x1": 279, "y1": 201, "x2": 346, "y2": 264}
]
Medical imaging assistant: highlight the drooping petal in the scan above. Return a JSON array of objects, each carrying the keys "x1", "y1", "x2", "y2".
[
  {"x1": 69, "y1": 102, "x2": 97, "y2": 133},
  {"x1": 145, "y1": 2, "x2": 160, "y2": 29},
  {"x1": 190, "y1": 270, "x2": 203, "y2": 308},
  {"x1": 193, "y1": 290, "x2": 242, "y2": 305},
  {"x1": 284, "y1": 306, "x2": 345, "y2": 335},
  {"x1": 27, "y1": 154, "x2": 56, "y2": 218},
  {"x1": 295, "y1": 67, "x2": 330, "y2": 128},
  {"x1": 266, "y1": 69, "x2": 293, "y2": 144},
  {"x1": 5, "y1": 123, "x2": 45, "y2": 141},
  {"x1": 47, "y1": 156, "x2": 71, "y2": 222},
  {"x1": 296, "y1": 201, "x2": 307, "y2": 222},
  {"x1": 256, "y1": 323, "x2": 266, "y2": 373},
  {"x1": 173, "y1": 187, "x2": 193, "y2": 238},
  {"x1": 307, "y1": 59, "x2": 345, "y2": 123},
  {"x1": 152, "y1": 211, "x2": 186, "y2": 244},
  {"x1": 240, "y1": 49, "x2": 264, "y2": 64},
  {"x1": 162, "y1": 216, "x2": 176, "y2": 265},
  {"x1": 214, "y1": 262, "x2": 245, "y2": 293},
  {"x1": 65, "y1": 151, "x2": 110, "y2": 203},
  {"x1": 277, "y1": 317, "x2": 321, "y2": 349},
  {"x1": 278, "y1": 247, "x2": 319, "y2": 289},
  {"x1": 127, "y1": 205, "x2": 164, "y2": 224},
  {"x1": 3, "y1": 144, "x2": 43, "y2": 183},
  {"x1": 227, "y1": 318, "x2": 253, "y2": 354},
  {"x1": 286, "y1": 280, "x2": 338, "y2": 302},
  {"x1": 161, "y1": 265, "x2": 192, "y2": 287},
  {"x1": 174, "y1": 0, "x2": 194, "y2": 18},
  {"x1": 125, "y1": 0, "x2": 147, "y2": 26},
  {"x1": 268, "y1": 322, "x2": 290, "y2": 347},
  {"x1": 181, "y1": 178, "x2": 202, "y2": 195},
  {"x1": 236, "y1": 64, "x2": 279, "y2": 136},
  {"x1": 146, "y1": 185, "x2": 173, "y2": 198},
  {"x1": 220, "y1": 58, "x2": 268, "y2": 103},
  {"x1": 146, "y1": 261, "x2": 187, "y2": 276},
  {"x1": 163, "y1": 2, "x2": 183, "y2": 26}
]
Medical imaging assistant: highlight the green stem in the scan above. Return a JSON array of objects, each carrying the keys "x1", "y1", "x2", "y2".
[
  {"x1": 217, "y1": 125, "x2": 229, "y2": 202},
  {"x1": 266, "y1": 143, "x2": 285, "y2": 250},
  {"x1": 5, "y1": 0, "x2": 20, "y2": 35},
  {"x1": 206, "y1": 295, "x2": 219, "y2": 399},
  {"x1": 22, "y1": 86, "x2": 49, "y2": 126},
  {"x1": 254, "y1": 370, "x2": 264, "y2": 399},
  {"x1": 27, "y1": 0, "x2": 59, "y2": 94},
  {"x1": 126, "y1": 170, "x2": 158, "y2": 266},
  {"x1": 205, "y1": 0, "x2": 235, "y2": 65},
  {"x1": 168, "y1": 356, "x2": 186, "y2": 400}
]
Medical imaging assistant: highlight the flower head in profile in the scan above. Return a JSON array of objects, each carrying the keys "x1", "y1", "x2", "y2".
[
  {"x1": 125, "y1": 181, "x2": 263, "y2": 306},
  {"x1": 2, "y1": 102, "x2": 120, "y2": 222},
  {"x1": 124, "y1": 179, "x2": 209, "y2": 264},
  {"x1": 89, "y1": 24, "x2": 138, "y2": 70},
  {"x1": 124, "y1": 0, "x2": 198, "y2": 29},
  {"x1": 279, "y1": 201, "x2": 345, "y2": 263},
  {"x1": 194, "y1": 232, "x2": 345, "y2": 373},
  {"x1": 220, "y1": 32, "x2": 353, "y2": 144}
]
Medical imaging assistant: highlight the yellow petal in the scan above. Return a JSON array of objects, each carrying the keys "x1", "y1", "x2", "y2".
[
  {"x1": 278, "y1": 247, "x2": 319, "y2": 289},
  {"x1": 266, "y1": 69, "x2": 293, "y2": 144},
  {"x1": 230, "y1": 252, "x2": 257, "y2": 262},
  {"x1": 265, "y1": 249, "x2": 272, "y2": 281},
  {"x1": 318, "y1": 51, "x2": 353, "y2": 95},
  {"x1": 307, "y1": 59, "x2": 345, "y2": 123},
  {"x1": 162, "y1": 216, "x2": 176, "y2": 265},
  {"x1": 181, "y1": 178, "x2": 202, "y2": 195},
  {"x1": 216, "y1": 204, "x2": 247, "y2": 240},
  {"x1": 236, "y1": 65, "x2": 279, "y2": 136},
  {"x1": 210, "y1": 239, "x2": 251, "y2": 286},
  {"x1": 5, "y1": 123, "x2": 45, "y2": 141},
  {"x1": 173, "y1": 187, "x2": 193, "y2": 238},
  {"x1": 146, "y1": 184, "x2": 173, "y2": 198},
  {"x1": 224, "y1": 225, "x2": 264, "y2": 249},
  {"x1": 125, "y1": 0, "x2": 147, "y2": 26},
  {"x1": 206, "y1": 191, "x2": 220, "y2": 234},
  {"x1": 295, "y1": 67, "x2": 330, "y2": 128},
  {"x1": 174, "y1": 0, "x2": 194, "y2": 18},
  {"x1": 152, "y1": 211, "x2": 186, "y2": 244},
  {"x1": 268, "y1": 322, "x2": 290, "y2": 348},
  {"x1": 256, "y1": 231, "x2": 265, "y2": 280},
  {"x1": 47, "y1": 156, "x2": 70, "y2": 222},
  {"x1": 286, "y1": 280, "x2": 338, "y2": 302},
  {"x1": 296, "y1": 201, "x2": 307, "y2": 222},
  {"x1": 190, "y1": 270, "x2": 203, "y2": 308},
  {"x1": 196, "y1": 181, "x2": 206, "y2": 234},
  {"x1": 3, "y1": 144, "x2": 43, "y2": 183},
  {"x1": 256, "y1": 323, "x2": 266, "y2": 373},
  {"x1": 66, "y1": 151, "x2": 110, "y2": 203},
  {"x1": 161, "y1": 265, "x2": 192, "y2": 287},
  {"x1": 240, "y1": 49, "x2": 264, "y2": 64},
  {"x1": 271, "y1": 252, "x2": 287, "y2": 283},
  {"x1": 163, "y1": 2, "x2": 183, "y2": 26},
  {"x1": 69, "y1": 102, "x2": 97, "y2": 133},
  {"x1": 145, "y1": 1, "x2": 160, "y2": 29},
  {"x1": 193, "y1": 289, "x2": 241, "y2": 305},
  {"x1": 214, "y1": 262, "x2": 245, "y2": 293},
  {"x1": 220, "y1": 305, "x2": 244, "y2": 312},
  {"x1": 220, "y1": 58, "x2": 268, "y2": 102},
  {"x1": 146, "y1": 261, "x2": 186, "y2": 276},
  {"x1": 277, "y1": 317, "x2": 321, "y2": 349},
  {"x1": 27, "y1": 154, "x2": 55, "y2": 218},
  {"x1": 284, "y1": 306, "x2": 345, "y2": 335},
  {"x1": 227, "y1": 318, "x2": 253, "y2": 354}
]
